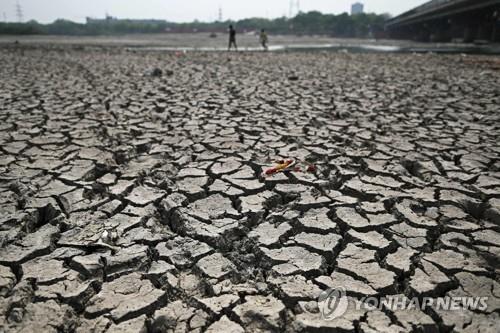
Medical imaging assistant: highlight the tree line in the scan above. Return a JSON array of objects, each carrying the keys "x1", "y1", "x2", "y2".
[{"x1": 0, "y1": 11, "x2": 390, "y2": 38}]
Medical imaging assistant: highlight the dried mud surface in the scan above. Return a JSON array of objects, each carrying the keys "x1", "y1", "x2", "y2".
[{"x1": 0, "y1": 46, "x2": 499, "y2": 332}]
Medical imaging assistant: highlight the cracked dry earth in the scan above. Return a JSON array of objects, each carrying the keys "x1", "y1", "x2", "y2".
[{"x1": 0, "y1": 46, "x2": 500, "y2": 333}]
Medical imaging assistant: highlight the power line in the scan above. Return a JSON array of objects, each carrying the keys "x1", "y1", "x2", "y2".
[{"x1": 15, "y1": 1, "x2": 23, "y2": 22}]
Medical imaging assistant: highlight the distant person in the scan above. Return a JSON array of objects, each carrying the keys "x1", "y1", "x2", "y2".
[
  {"x1": 260, "y1": 29, "x2": 268, "y2": 51},
  {"x1": 228, "y1": 25, "x2": 237, "y2": 51}
]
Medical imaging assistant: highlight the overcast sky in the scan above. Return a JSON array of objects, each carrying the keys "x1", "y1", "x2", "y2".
[{"x1": 1, "y1": 0, "x2": 428, "y2": 23}]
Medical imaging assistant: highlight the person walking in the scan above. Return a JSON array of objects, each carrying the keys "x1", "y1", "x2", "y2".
[
  {"x1": 228, "y1": 25, "x2": 237, "y2": 51},
  {"x1": 260, "y1": 29, "x2": 268, "y2": 51}
]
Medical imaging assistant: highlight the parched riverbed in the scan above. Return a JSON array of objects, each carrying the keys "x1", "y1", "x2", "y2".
[{"x1": 0, "y1": 45, "x2": 499, "y2": 332}]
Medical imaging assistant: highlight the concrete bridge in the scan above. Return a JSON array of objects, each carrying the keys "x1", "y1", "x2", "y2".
[{"x1": 386, "y1": 0, "x2": 500, "y2": 42}]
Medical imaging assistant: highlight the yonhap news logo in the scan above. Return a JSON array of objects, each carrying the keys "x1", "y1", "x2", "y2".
[
  {"x1": 318, "y1": 287, "x2": 349, "y2": 320},
  {"x1": 317, "y1": 288, "x2": 488, "y2": 321}
]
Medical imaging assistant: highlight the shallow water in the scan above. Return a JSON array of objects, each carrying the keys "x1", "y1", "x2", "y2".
[
  {"x1": 127, "y1": 43, "x2": 500, "y2": 55},
  {"x1": 2, "y1": 33, "x2": 499, "y2": 55}
]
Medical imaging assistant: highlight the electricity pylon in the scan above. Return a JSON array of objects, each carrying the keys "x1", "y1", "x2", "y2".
[{"x1": 16, "y1": 1, "x2": 23, "y2": 22}]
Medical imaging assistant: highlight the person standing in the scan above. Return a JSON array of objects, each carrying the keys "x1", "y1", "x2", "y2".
[
  {"x1": 228, "y1": 25, "x2": 237, "y2": 51},
  {"x1": 260, "y1": 29, "x2": 268, "y2": 51}
]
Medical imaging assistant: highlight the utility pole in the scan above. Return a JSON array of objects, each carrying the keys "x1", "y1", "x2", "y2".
[
  {"x1": 16, "y1": 1, "x2": 23, "y2": 22},
  {"x1": 218, "y1": 6, "x2": 223, "y2": 22}
]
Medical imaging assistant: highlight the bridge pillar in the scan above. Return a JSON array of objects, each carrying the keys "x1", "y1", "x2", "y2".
[
  {"x1": 429, "y1": 20, "x2": 452, "y2": 42},
  {"x1": 449, "y1": 25, "x2": 464, "y2": 42},
  {"x1": 415, "y1": 23, "x2": 430, "y2": 42},
  {"x1": 464, "y1": 26, "x2": 476, "y2": 43},
  {"x1": 493, "y1": 20, "x2": 500, "y2": 42},
  {"x1": 476, "y1": 25, "x2": 488, "y2": 41},
  {"x1": 492, "y1": 10, "x2": 500, "y2": 42}
]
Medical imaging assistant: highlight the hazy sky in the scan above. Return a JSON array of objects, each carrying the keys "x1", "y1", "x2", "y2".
[{"x1": 1, "y1": 0, "x2": 428, "y2": 23}]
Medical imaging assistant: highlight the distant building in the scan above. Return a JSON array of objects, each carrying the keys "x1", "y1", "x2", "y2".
[
  {"x1": 351, "y1": 2, "x2": 364, "y2": 15},
  {"x1": 86, "y1": 15, "x2": 116, "y2": 24},
  {"x1": 85, "y1": 15, "x2": 165, "y2": 25}
]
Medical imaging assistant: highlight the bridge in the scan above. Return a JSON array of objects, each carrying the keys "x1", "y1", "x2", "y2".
[{"x1": 386, "y1": 0, "x2": 500, "y2": 42}]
